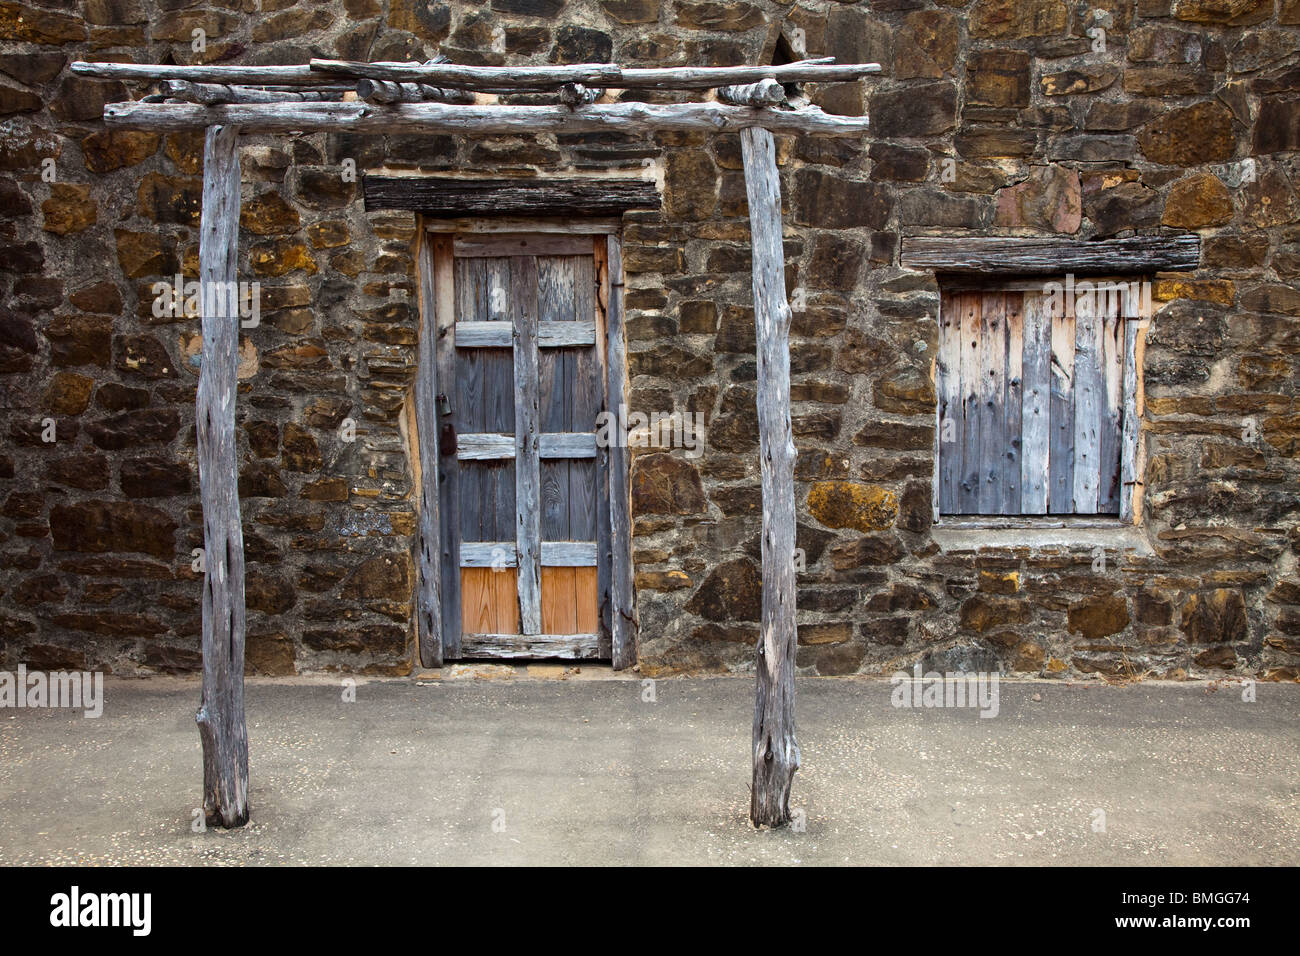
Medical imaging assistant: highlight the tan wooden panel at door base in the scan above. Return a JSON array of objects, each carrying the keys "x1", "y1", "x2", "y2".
[
  {"x1": 461, "y1": 567, "x2": 520, "y2": 636},
  {"x1": 541, "y1": 565, "x2": 598, "y2": 635}
]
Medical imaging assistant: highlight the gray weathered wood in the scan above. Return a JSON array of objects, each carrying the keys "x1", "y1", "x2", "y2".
[
  {"x1": 718, "y1": 78, "x2": 785, "y2": 106},
  {"x1": 1119, "y1": 318, "x2": 1141, "y2": 524},
  {"x1": 460, "y1": 633, "x2": 601, "y2": 659},
  {"x1": 605, "y1": 234, "x2": 636, "y2": 671},
  {"x1": 455, "y1": 233, "x2": 600, "y2": 258},
  {"x1": 512, "y1": 256, "x2": 542, "y2": 635},
  {"x1": 569, "y1": 256, "x2": 600, "y2": 548},
  {"x1": 73, "y1": 61, "x2": 325, "y2": 85},
  {"x1": 538, "y1": 255, "x2": 575, "y2": 546},
  {"x1": 415, "y1": 227, "x2": 444, "y2": 668},
  {"x1": 593, "y1": 238, "x2": 613, "y2": 658},
  {"x1": 1072, "y1": 290, "x2": 1102, "y2": 514},
  {"x1": 371, "y1": 178, "x2": 659, "y2": 218},
  {"x1": 742, "y1": 126, "x2": 799, "y2": 829},
  {"x1": 559, "y1": 83, "x2": 602, "y2": 107},
  {"x1": 541, "y1": 541, "x2": 598, "y2": 566},
  {"x1": 958, "y1": 293, "x2": 982, "y2": 514},
  {"x1": 900, "y1": 235, "x2": 1200, "y2": 275},
  {"x1": 356, "y1": 78, "x2": 476, "y2": 105},
  {"x1": 460, "y1": 540, "x2": 599, "y2": 568},
  {"x1": 456, "y1": 319, "x2": 596, "y2": 347},
  {"x1": 103, "y1": 99, "x2": 872, "y2": 136},
  {"x1": 1019, "y1": 293, "x2": 1051, "y2": 515},
  {"x1": 161, "y1": 80, "x2": 343, "y2": 103},
  {"x1": 1098, "y1": 305, "x2": 1124, "y2": 514},
  {"x1": 194, "y1": 124, "x2": 248, "y2": 829},
  {"x1": 1048, "y1": 300, "x2": 1076, "y2": 513},
  {"x1": 457, "y1": 432, "x2": 515, "y2": 460},
  {"x1": 1002, "y1": 294, "x2": 1024, "y2": 515},
  {"x1": 460, "y1": 542, "x2": 517, "y2": 567},
  {"x1": 308, "y1": 56, "x2": 879, "y2": 90},
  {"x1": 432, "y1": 235, "x2": 463, "y2": 657},
  {"x1": 936, "y1": 293, "x2": 961, "y2": 516},
  {"x1": 456, "y1": 431, "x2": 597, "y2": 459},
  {"x1": 977, "y1": 293, "x2": 1005, "y2": 514}
]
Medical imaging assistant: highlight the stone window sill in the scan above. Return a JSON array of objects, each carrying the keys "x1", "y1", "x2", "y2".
[{"x1": 931, "y1": 518, "x2": 1152, "y2": 555}]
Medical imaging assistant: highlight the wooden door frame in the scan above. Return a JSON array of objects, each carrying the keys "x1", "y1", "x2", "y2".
[{"x1": 413, "y1": 216, "x2": 635, "y2": 669}]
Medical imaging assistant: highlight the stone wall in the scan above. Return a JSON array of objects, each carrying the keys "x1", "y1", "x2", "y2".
[{"x1": 1, "y1": 0, "x2": 1298, "y2": 681}]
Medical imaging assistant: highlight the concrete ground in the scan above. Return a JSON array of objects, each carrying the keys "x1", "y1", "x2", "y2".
[{"x1": 0, "y1": 669, "x2": 1296, "y2": 865}]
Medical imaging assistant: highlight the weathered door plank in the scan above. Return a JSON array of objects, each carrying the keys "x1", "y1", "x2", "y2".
[{"x1": 512, "y1": 255, "x2": 543, "y2": 635}]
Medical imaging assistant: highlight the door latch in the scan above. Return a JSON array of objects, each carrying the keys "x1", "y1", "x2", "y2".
[{"x1": 439, "y1": 421, "x2": 457, "y2": 458}]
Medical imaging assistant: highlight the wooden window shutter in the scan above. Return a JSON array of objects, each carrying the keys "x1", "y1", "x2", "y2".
[{"x1": 936, "y1": 281, "x2": 1138, "y2": 517}]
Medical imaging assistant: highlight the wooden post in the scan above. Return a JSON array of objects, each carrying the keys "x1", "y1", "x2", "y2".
[
  {"x1": 194, "y1": 123, "x2": 250, "y2": 829},
  {"x1": 740, "y1": 127, "x2": 799, "y2": 828},
  {"x1": 604, "y1": 234, "x2": 636, "y2": 670},
  {"x1": 414, "y1": 227, "x2": 444, "y2": 667}
]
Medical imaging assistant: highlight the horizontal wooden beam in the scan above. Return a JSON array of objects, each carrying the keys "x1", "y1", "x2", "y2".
[
  {"x1": 76, "y1": 58, "x2": 881, "y2": 93},
  {"x1": 370, "y1": 177, "x2": 659, "y2": 218},
  {"x1": 459, "y1": 633, "x2": 601, "y2": 659},
  {"x1": 309, "y1": 57, "x2": 881, "y2": 91},
  {"x1": 457, "y1": 432, "x2": 598, "y2": 460},
  {"x1": 900, "y1": 235, "x2": 1201, "y2": 275},
  {"x1": 455, "y1": 320, "x2": 597, "y2": 347},
  {"x1": 160, "y1": 80, "x2": 342, "y2": 104},
  {"x1": 458, "y1": 541, "x2": 598, "y2": 567},
  {"x1": 103, "y1": 99, "x2": 869, "y2": 136},
  {"x1": 355, "y1": 78, "x2": 476, "y2": 105},
  {"x1": 73, "y1": 61, "x2": 323, "y2": 86}
]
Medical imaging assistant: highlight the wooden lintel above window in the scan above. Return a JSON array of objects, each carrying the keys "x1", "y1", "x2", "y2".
[
  {"x1": 363, "y1": 176, "x2": 661, "y2": 218},
  {"x1": 900, "y1": 234, "x2": 1200, "y2": 276}
]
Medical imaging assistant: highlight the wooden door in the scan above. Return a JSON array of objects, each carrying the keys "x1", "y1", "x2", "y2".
[{"x1": 432, "y1": 233, "x2": 610, "y2": 660}]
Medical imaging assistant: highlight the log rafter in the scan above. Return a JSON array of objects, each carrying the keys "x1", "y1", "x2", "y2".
[{"x1": 101, "y1": 99, "x2": 869, "y2": 136}]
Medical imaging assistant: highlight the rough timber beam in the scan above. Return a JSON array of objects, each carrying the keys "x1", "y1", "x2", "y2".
[
  {"x1": 194, "y1": 123, "x2": 250, "y2": 829},
  {"x1": 308, "y1": 57, "x2": 882, "y2": 91},
  {"x1": 102, "y1": 99, "x2": 871, "y2": 136},
  {"x1": 741, "y1": 126, "x2": 800, "y2": 830}
]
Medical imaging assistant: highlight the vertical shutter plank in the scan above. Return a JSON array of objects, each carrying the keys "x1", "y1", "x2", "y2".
[
  {"x1": 958, "y1": 292, "x2": 983, "y2": 514},
  {"x1": 1048, "y1": 297, "x2": 1075, "y2": 513},
  {"x1": 1119, "y1": 315, "x2": 1141, "y2": 524},
  {"x1": 978, "y1": 292, "x2": 1006, "y2": 514},
  {"x1": 1020, "y1": 292, "x2": 1051, "y2": 515},
  {"x1": 1003, "y1": 293, "x2": 1024, "y2": 515},
  {"x1": 1098, "y1": 297, "x2": 1124, "y2": 514},
  {"x1": 1072, "y1": 289, "x2": 1102, "y2": 514},
  {"x1": 937, "y1": 292, "x2": 962, "y2": 515}
]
